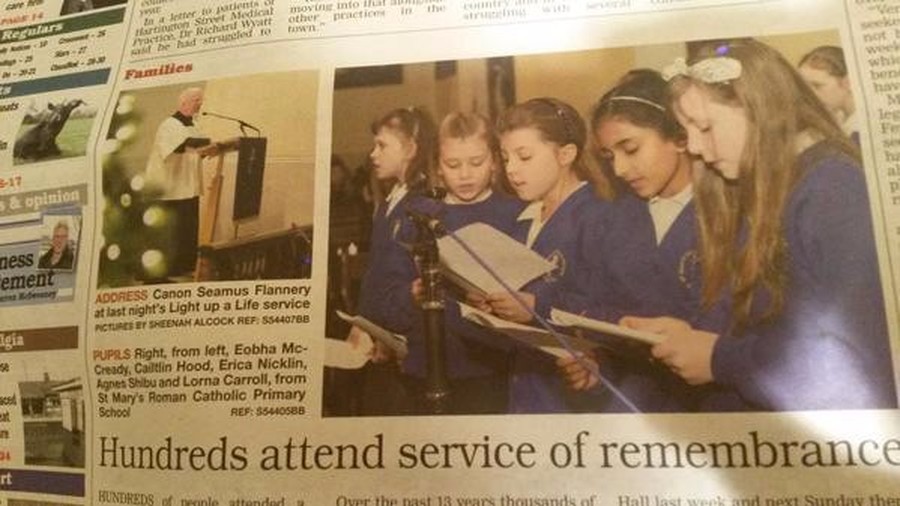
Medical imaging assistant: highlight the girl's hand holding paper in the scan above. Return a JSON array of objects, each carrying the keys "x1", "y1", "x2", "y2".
[{"x1": 621, "y1": 316, "x2": 718, "y2": 385}]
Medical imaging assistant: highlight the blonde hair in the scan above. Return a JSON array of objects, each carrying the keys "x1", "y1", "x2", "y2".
[
  {"x1": 438, "y1": 112, "x2": 500, "y2": 162},
  {"x1": 436, "y1": 111, "x2": 504, "y2": 190},
  {"x1": 670, "y1": 39, "x2": 858, "y2": 328},
  {"x1": 53, "y1": 220, "x2": 70, "y2": 235}
]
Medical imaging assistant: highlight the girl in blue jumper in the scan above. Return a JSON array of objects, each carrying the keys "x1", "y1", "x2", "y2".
[
  {"x1": 348, "y1": 107, "x2": 436, "y2": 365},
  {"x1": 557, "y1": 70, "x2": 737, "y2": 412},
  {"x1": 476, "y1": 97, "x2": 612, "y2": 413},
  {"x1": 392, "y1": 111, "x2": 524, "y2": 414},
  {"x1": 798, "y1": 46, "x2": 858, "y2": 146},
  {"x1": 625, "y1": 39, "x2": 897, "y2": 410}
]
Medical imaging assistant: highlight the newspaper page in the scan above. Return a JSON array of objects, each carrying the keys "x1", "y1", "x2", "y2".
[{"x1": 0, "y1": 0, "x2": 898, "y2": 505}]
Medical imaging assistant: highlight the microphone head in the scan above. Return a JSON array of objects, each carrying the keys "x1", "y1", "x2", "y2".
[{"x1": 406, "y1": 208, "x2": 446, "y2": 236}]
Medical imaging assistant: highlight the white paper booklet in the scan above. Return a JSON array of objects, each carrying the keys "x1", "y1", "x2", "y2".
[
  {"x1": 437, "y1": 223, "x2": 555, "y2": 295},
  {"x1": 458, "y1": 302, "x2": 598, "y2": 358},
  {"x1": 549, "y1": 308, "x2": 665, "y2": 346},
  {"x1": 336, "y1": 310, "x2": 409, "y2": 358},
  {"x1": 323, "y1": 338, "x2": 371, "y2": 370}
]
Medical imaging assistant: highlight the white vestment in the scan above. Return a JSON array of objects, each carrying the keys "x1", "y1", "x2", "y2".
[{"x1": 145, "y1": 115, "x2": 205, "y2": 200}]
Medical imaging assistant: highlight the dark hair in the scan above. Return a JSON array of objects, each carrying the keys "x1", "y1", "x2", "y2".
[
  {"x1": 590, "y1": 70, "x2": 686, "y2": 194},
  {"x1": 370, "y1": 106, "x2": 436, "y2": 189},
  {"x1": 496, "y1": 97, "x2": 590, "y2": 180},
  {"x1": 591, "y1": 69, "x2": 685, "y2": 143},
  {"x1": 798, "y1": 45, "x2": 847, "y2": 78}
]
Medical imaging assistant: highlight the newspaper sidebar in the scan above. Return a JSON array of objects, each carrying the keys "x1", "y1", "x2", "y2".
[
  {"x1": 1, "y1": 0, "x2": 129, "y2": 504},
  {"x1": 849, "y1": 0, "x2": 900, "y2": 294},
  {"x1": 90, "y1": 0, "x2": 324, "y2": 505}
]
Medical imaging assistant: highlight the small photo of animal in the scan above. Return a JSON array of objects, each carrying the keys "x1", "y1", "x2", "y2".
[
  {"x1": 13, "y1": 98, "x2": 96, "y2": 165},
  {"x1": 60, "y1": 0, "x2": 129, "y2": 16}
]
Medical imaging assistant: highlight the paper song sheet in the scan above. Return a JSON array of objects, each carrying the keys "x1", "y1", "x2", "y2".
[
  {"x1": 549, "y1": 308, "x2": 664, "y2": 345},
  {"x1": 458, "y1": 303, "x2": 597, "y2": 358},
  {"x1": 336, "y1": 310, "x2": 409, "y2": 358},
  {"x1": 437, "y1": 223, "x2": 555, "y2": 295},
  {"x1": 323, "y1": 338, "x2": 371, "y2": 370}
]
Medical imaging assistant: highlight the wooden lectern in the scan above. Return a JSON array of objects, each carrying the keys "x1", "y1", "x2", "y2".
[{"x1": 194, "y1": 136, "x2": 267, "y2": 280}]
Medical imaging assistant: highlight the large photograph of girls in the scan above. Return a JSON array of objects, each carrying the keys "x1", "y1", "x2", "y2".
[{"x1": 322, "y1": 31, "x2": 897, "y2": 416}]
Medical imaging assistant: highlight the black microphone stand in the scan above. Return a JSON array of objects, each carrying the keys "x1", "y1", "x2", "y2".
[
  {"x1": 405, "y1": 191, "x2": 640, "y2": 414},
  {"x1": 201, "y1": 111, "x2": 262, "y2": 137},
  {"x1": 409, "y1": 207, "x2": 450, "y2": 415}
]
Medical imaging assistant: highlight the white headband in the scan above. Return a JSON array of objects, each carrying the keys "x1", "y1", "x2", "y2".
[
  {"x1": 662, "y1": 57, "x2": 742, "y2": 83},
  {"x1": 607, "y1": 96, "x2": 666, "y2": 112}
]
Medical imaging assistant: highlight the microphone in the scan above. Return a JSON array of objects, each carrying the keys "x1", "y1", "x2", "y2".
[
  {"x1": 406, "y1": 208, "x2": 446, "y2": 236},
  {"x1": 404, "y1": 178, "x2": 447, "y2": 235},
  {"x1": 201, "y1": 111, "x2": 261, "y2": 136}
]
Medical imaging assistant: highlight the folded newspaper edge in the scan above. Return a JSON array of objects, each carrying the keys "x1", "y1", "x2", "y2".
[
  {"x1": 549, "y1": 308, "x2": 664, "y2": 345},
  {"x1": 335, "y1": 310, "x2": 409, "y2": 357},
  {"x1": 458, "y1": 302, "x2": 598, "y2": 358}
]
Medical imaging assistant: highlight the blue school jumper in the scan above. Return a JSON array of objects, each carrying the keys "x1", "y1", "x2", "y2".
[
  {"x1": 578, "y1": 193, "x2": 704, "y2": 323},
  {"x1": 353, "y1": 189, "x2": 425, "y2": 416},
  {"x1": 356, "y1": 191, "x2": 418, "y2": 331},
  {"x1": 571, "y1": 193, "x2": 740, "y2": 412},
  {"x1": 358, "y1": 191, "x2": 523, "y2": 414},
  {"x1": 711, "y1": 141, "x2": 897, "y2": 410},
  {"x1": 506, "y1": 184, "x2": 612, "y2": 413}
]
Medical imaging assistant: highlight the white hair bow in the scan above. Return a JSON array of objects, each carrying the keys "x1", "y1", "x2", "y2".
[{"x1": 662, "y1": 57, "x2": 742, "y2": 83}]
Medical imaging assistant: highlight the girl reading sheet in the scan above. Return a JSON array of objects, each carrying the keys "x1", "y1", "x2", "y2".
[{"x1": 624, "y1": 39, "x2": 897, "y2": 410}]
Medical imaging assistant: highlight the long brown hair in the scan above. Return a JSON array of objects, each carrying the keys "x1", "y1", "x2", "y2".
[{"x1": 669, "y1": 39, "x2": 858, "y2": 328}]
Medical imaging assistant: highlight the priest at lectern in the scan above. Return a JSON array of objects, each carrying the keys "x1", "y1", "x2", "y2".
[{"x1": 145, "y1": 87, "x2": 220, "y2": 279}]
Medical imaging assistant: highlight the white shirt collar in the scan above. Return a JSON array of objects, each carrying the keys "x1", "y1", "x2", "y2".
[
  {"x1": 517, "y1": 182, "x2": 586, "y2": 248},
  {"x1": 648, "y1": 184, "x2": 693, "y2": 244},
  {"x1": 444, "y1": 189, "x2": 492, "y2": 205},
  {"x1": 385, "y1": 183, "x2": 408, "y2": 216},
  {"x1": 795, "y1": 129, "x2": 821, "y2": 155},
  {"x1": 517, "y1": 200, "x2": 543, "y2": 223},
  {"x1": 648, "y1": 183, "x2": 693, "y2": 208},
  {"x1": 516, "y1": 181, "x2": 587, "y2": 222}
]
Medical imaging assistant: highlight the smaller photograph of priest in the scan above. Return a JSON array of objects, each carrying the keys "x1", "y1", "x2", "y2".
[
  {"x1": 98, "y1": 71, "x2": 318, "y2": 288},
  {"x1": 36, "y1": 210, "x2": 81, "y2": 272}
]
